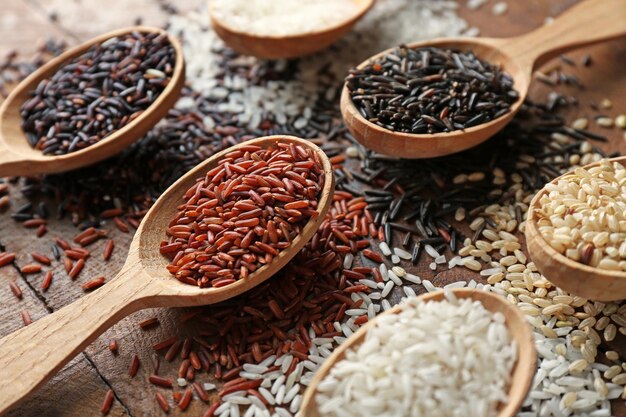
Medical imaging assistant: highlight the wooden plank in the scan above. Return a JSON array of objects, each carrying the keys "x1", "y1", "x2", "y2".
[
  {"x1": 0, "y1": 254, "x2": 49, "y2": 339},
  {"x1": 31, "y1": 0, "x2": 174, "y2": 41},
  {"x1": 6, "y1": 356, "x2": 129, "y2": 417},
  {"x1": 459, "y1": 0, "x2": 579, "y2": 37},
  {"x1": 0, "y1": 1, "x2": 72, "y2": 58}
]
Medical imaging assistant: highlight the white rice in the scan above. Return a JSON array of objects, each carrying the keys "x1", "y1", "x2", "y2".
[
  {"x1": 315, "y1": 294, "x2": 516, "y2": 417},
  {"x1": 210, "y1": 0, "x2": 361, "y2": 37}
]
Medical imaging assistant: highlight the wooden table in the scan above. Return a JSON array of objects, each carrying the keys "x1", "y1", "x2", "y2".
[{"x1": 2, "y1": 0, "x2": 626, "y2": 416}]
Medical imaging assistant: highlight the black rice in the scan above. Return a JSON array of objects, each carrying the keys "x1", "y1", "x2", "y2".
[
  {"x1": 20, "y1": 31, "x2": 176, "y2": 155},
  {"x1": 345, "y1": 45, "x2": 518, "y2": 134}
]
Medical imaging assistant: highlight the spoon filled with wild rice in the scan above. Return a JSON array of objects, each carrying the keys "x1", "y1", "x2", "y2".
[
  {"x1": 300, "y1": 288, "x2": 536, "y2": 417},
  {"x1": 0, "y1": 135, "x2": 334, "y2": 414},
  {"x1": 0, "y1": 26, "x2": 184, "y2": 176},
  {"x1": 342, "y1": 0, "x2": 626, "y2": 158}
]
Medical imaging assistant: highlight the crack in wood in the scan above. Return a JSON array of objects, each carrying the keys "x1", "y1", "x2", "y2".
[{"x1": 83, "y1": 352, "x2": 136, "y2": 417}]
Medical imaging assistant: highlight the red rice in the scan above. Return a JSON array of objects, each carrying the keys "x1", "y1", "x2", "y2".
[
  {"x1": 82, "y1": 277, "x2": 105, "y2": 291},
  {"x1": 31, "y1": 252, "x2": 51, "y2": 265},
  {"x1": 41, "y1": 271, "x2": 53, "y2": 291},
  {"x1": 9, "y1": 281, "x2": 22, "y2": 299},
  {"x1": 21, "y1": 310, "x2": 32, "y2": 326},
  {"x1": 149, "y1": 375, "x2": 173, "y2": 388},
  {"x1": 128, "y1": 354, "x2": 140, "y2": 377},
  {"x1": 103, "y1": 239, "x2": 115, "y2": 261},
  {"x1": 155, "y1": 392, "x2": 169, "y2": 413},
  {"x1": 101, "y1": 389, "x2": 114, "y2": 415},
  {"x1": 20, "y1": 264, "x2": 41, "y2": 274},
  {"x1": 160, "y1": 143, "x2": 324, "y2": 288},
  {"x1": 178, "y1": 387, "x2": 193, "y2": 410}
]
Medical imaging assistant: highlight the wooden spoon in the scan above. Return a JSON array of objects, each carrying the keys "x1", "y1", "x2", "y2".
[
  {"x1": 209, "y1": 0, "x2": 374, "y2": 59},
  {"x1": 341, "y1": 0, "x2": 626, "y2": 158},
  {"x1": 0, "y1": 26, "x2": 185, "y2": 177},
  {"x1": 300, "y1": 288, "x2": 537, "y2": 417},
  {"x1": 0, "y1": 135, "x2": 334, "y2": 414},
  {"x1": 525, "y1": 156, "x2": 626, "y2": 302}
]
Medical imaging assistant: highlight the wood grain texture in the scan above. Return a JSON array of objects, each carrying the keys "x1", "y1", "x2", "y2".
[
  {"x1": 341, "y1": 0, "x2": 626, "y2": 159},
  {"x1": 0, "y1": 26, "x2": 185, "y2": 177},
  {"x1": 2, "y1": 1, "x2": 626, "y2": 416},
  {"x1": 29, "y1": 0, "x2": 174, "y2": 41},
  {"x1": 5, "y1": 356, "x2": 129, "y2": 417},
  {"x1": 0, "y1": 1, "x2": 72, "y2": 58},
  {"x1": 300, "y1": 289, "x2": 537, "y2": 417},
  {"x1": 209, "y1": 0, "x2": 374, "y2": 59}
]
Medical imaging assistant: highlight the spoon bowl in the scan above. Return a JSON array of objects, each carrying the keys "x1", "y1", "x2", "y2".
[
  {"x1": 0, "y1": 26, "x2": 185, "y2": 177},
  {"x1": 525, "y1": 156, "x2": 626, "y2": 301},
  {"x1": 300, "y1": 288, "x2": 537, "y2": 417},
  {"x1": 209, "y1": 0, "x2": 374, "y2": 59},
  {"x1": 0, "y1": 135, "x2": 334, "y2": 414},
  {"x1": 342, "y1": 0, "x2": 626, "y2": 158}
]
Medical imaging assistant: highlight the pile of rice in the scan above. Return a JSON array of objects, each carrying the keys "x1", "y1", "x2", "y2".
[
  {"x1": 315, "y1": 291, "x2": 517, "y2": 417},
  {"x1": 210, "y1": 0, "x2": 361, "y2": 37}
]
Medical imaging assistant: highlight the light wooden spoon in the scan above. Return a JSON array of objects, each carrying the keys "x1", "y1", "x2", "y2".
[
  {"x1": 0, "y1": 26, "x2": 185, "y2": 177},
  {"x1": 209, "y1": 0, "x2": 374, "y2": 59},
  {"x1": 341, "y1": 0, "x2": 626, "y2": 158},
  {"x1": 525, "y1": 156, "x2": 626, "y2": 302},
  {"x1": 300, "y1": 288, "x2": 537, "y2": 417},
  {"x1": 0, "y1": 135, "x2": 334, "y2": 415}
]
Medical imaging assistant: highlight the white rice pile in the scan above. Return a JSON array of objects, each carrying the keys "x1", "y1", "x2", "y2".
[
  {"x1": 209, "y1": 0, "x2": 361, "y2": 37},
  {"x1": 315, "y1": 291, "x2": 517, "y2": 417}
]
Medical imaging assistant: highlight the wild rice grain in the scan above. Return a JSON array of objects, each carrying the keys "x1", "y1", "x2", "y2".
[{"x1": 346, "y1": 46, "x2": 517, "y2": 134}]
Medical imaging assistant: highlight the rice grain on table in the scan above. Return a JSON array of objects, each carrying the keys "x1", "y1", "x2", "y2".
[{"x1": 315, "y1": 292, "x2": 516, "y2": 417}]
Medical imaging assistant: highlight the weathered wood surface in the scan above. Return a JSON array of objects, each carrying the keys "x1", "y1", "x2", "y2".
[{"x1": 1, "y1": 0, "x2": 626, "y2": 416}]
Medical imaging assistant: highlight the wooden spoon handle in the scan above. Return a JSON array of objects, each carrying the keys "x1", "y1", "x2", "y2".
[
  {"x1": 500, "y1": 0, "x2": 626, "y2": 71},
  {"x1": 0, "y1": 264, "x2": 154, "y2": 415},
  {"x1": 0, "y1": 145, "x2": 25, "y2": 177}
]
